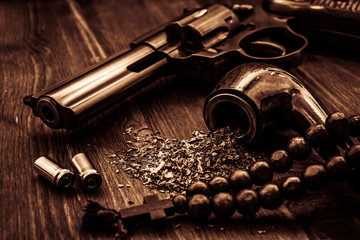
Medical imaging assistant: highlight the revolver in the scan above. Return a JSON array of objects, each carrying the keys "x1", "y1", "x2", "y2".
[{"x1": 23, "y1": 0, "x2": 360, "y2": 129}]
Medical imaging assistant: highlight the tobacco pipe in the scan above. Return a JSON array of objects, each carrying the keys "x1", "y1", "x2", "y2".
[
  {"x1": 203, "y1": 62, "x2": 329, "y2": 144},
  {"x1": 204, "y1": 62, "x2": 360, "y2": 193}
]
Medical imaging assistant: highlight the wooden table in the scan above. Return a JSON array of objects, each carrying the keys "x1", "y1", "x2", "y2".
[{"x1": 1, "y1": 0, "x2": 360, "y2": 239}]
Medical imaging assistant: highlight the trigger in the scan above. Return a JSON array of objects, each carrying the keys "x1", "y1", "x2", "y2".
[{"x1": 249, "y1": 41, "x2": 286, "y2": 57}]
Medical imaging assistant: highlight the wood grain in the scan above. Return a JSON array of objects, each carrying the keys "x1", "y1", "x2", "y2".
[{"x1": 1, "y1": 0, "x2": 360, "y2": 239}]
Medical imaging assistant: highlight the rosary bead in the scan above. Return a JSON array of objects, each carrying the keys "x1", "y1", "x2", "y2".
[
  {"x1": 211, "y1": 192, "x2": 236, "y2": 219},
  {"x1": 249, "y1": 161, "x2": 273, "y2": 186},
  {"x1": 303, "y1": 165, "x2": 328, "y2": 190},
  {"x1": 325, "y1": 112, "x2": 350, "y2": 137},
  {"x1": 269, "y1": 150, "x2": 293, "y2": 173},
  {"x1": 281, "y1": 177, "x2": 306, "y2": 200},
  {"x1": 187, "y1": 194, "x2": 211, "y2": 221},
  {"x1": 345, "y1": 144, "x2": 360, "y2": 169},
  {"x1": 304, "y1": 124, "x2": 330, "y2": 147},
  {"x1": 348, "y1": 115, "x2": 360, "y2": 137},
  {"x1": 187, "y1": 181, "x2": 211, "y2": 197},
  {"x1": 172, "y1": 194, "x2": 188, "y2": 214},
  {"x1": 286, "y1": 137, "x2": 312, "y2": 161},
  {"x1": 229, "y1": 170, "x2": 252, "y2": 192},
  {"x1": 208, "y1": 176, "x2": 230, "y2": 194},
  {"x1": 326, "y1": 156, "x2": 351, "y2": 181},
  {"x1": 259, "y1": 184, "x2": 283, "y2": 210},
  {"x1": 235, "y1": 189, "x2": 260, "y2": 217}
]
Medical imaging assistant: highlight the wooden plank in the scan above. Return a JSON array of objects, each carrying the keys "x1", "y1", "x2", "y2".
[{"x1": 1, "y1": 0, "x2": 360, "y2": 239}]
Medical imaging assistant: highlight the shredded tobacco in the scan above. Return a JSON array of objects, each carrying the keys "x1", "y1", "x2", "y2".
[{"x1": 106, "y1": 126, "x2": 266, "y2": 194}]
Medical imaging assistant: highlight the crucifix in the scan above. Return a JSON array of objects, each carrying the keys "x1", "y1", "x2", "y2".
[{"x1": 119, "y1": 194, "x2": 175, "y2": 226}]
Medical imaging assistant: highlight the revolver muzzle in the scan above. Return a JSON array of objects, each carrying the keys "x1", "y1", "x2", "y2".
[{"x1": 24, "y1": 95, "x2": 62, "y2": 129}]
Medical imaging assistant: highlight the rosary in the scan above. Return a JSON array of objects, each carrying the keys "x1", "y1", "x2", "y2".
[{"x1": 82, "y1": 112, "x2": 360, "y2": 239}]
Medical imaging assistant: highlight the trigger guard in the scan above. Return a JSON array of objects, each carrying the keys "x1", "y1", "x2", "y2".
[
  {"x1": 238, "y1": 26, "x2": 308, "y2": 61},
  {"x1": 249, "y1": 40, "x2": 286, "y2": 57}
]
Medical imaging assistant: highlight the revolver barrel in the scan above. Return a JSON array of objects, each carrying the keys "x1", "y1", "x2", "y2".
[{"x1": 24, "y1": 43, "x2": 168, "y2": 129}]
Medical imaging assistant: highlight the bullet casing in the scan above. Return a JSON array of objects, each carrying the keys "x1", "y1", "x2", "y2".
[
  {"x1": 34, "y1": 156, "x2": 75, "y2": 190},
  {"x1": 71, "y1": 153, "x2": 102, "y2": 191}
]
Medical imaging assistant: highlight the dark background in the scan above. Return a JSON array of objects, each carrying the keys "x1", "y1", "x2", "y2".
[{"x1": 1, "y1": 0, "x2": 360, "y2": 239}]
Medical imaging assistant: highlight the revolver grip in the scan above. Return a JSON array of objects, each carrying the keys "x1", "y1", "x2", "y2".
[{"x1": 264, "y1": 0, "x2": 360, "y2": 51}]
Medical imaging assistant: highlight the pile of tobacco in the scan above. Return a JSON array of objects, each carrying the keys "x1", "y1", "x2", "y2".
[{"x1": 106, "y1": 127, "x2": 266, "y2": 194}]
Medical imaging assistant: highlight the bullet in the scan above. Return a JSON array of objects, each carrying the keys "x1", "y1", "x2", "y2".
[
  {"x1": 71, "y1": 153, "x2": 102, "y2": 191},
  {"x1": 34, "y1": 156, "x2": 75, "y2": 190}
]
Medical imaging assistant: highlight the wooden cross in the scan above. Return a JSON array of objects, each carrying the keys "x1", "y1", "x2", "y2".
[{"x1": 119, "y1": 194, "x2": 175, "y2": 226}]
